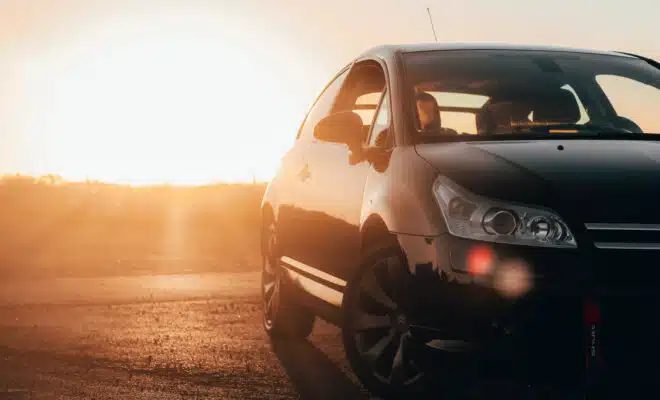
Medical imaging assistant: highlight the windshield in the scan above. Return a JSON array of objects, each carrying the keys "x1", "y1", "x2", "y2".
[{"x1": 403, "y1": 49, "x2": 660, "y2": 142}]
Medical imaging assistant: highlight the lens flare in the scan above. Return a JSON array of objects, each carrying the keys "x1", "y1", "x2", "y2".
[
  {"x1": 494, "y1": 259, "x2": 532, "y2": 298},
  {"x1": 466, "y1": 245, "x2": 495, "y2": 276}
]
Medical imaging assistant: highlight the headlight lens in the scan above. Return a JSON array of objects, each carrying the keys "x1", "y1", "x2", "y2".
[{"x1": 433, "y1": 176, "x2": 577, "y2": 248}]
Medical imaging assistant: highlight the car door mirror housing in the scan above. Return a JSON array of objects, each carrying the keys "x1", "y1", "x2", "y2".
[{"x1": 314, "y1": 111, "x2": 365, "y2": 149}]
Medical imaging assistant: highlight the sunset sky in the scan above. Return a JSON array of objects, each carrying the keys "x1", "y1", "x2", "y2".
[{"x1": 0, "y1": 0, "x2": 657, "y2": 184}]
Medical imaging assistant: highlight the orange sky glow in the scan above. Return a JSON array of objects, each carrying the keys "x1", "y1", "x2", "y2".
[{"x1": 0, "y1": 0, "x2": 657, "y2": 185}]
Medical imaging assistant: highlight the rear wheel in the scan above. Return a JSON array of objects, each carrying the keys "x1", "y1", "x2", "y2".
[
  {"x1": 342, "y1": 241, "x2": 473, "y2": 399},
  {"x1": 262, "y1": 219, "x2": 314, "y2": 339}
]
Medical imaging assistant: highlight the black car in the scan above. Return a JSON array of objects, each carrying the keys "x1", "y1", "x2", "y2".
[{"x1": 260, "y1": 43, "x2": 660, "y2": 398}]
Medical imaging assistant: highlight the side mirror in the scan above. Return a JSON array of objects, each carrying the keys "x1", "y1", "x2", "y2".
[
  {"x1": 314, "y1": 111, "x2": 365, "y2": 149},
  {"x1": 611, "y1": 116, "x2": 643, "y2": 133}
]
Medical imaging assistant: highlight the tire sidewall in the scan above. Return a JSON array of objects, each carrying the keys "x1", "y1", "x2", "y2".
[
  {"x1": 261, "y1": 219, "x2": 314, "y2": 339},
  {"x1": 261, "y1": 220, "x2": 278, "y2": 333},
  {"x1": 341, "y1": 243, "x2": 424, "y2": 399}
]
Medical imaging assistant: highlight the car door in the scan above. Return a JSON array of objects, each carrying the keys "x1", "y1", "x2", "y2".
[
  {"x1": 298, "y1": 60, "x2": 388, "y2": 283},
  {"x1": 277, "y1": 67, "x2": 350, "y2": 264}
]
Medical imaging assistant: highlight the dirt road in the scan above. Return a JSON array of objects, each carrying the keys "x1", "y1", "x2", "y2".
[{"x1": 0, "y1": 272, "x2": 371, "y2": 399}]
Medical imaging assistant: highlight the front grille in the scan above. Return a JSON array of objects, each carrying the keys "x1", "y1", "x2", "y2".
[{"x1": 585, "y1": 223, "x2": 660, "y2": 250}]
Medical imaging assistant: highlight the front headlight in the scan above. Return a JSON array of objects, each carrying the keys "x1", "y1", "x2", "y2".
[{"x1": 433, "y1": 176, "x2": 577, "y2": 248}]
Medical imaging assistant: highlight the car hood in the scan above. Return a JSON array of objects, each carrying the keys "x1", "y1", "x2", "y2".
[{"x1": 415, "y1": 139, "x2": 660, "y2": 224}]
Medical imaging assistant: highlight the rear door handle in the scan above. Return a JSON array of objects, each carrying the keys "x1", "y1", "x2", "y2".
[{"x1": 297, "y1": 163, "x2": 311, "y2": 182}]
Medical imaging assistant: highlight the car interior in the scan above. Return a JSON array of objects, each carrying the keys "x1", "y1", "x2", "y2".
[
  {"x1": 333, "y1": 61, "x2": 387, "y2": 141},
  {"x1": 476, "y1": 88, "x2": 582, "y2": 135},
  {"x1": 415, "y1": 82, "x2": 645, "y2": 137}
]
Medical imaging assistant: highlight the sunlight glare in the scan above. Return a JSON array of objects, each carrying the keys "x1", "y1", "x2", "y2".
[{"x1": 15, "y1": 10, "x2": 301, "y2": 184}]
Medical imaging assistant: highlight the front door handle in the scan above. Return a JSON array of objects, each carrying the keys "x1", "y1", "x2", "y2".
[{"x1": 297, "y1": 163, "x2": 311, "y2": 182}]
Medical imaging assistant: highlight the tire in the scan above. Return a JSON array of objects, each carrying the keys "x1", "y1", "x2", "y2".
[
  {"x1": 342, "y1": 240, "x2": 470, "y2": 399},
  {"x1": 261, "y1": 219, "x2": 315, "y2": 339}
]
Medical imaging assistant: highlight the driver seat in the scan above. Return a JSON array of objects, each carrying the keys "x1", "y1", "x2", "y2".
[
  {"x1": 476, "y1": 100, "x2": 531, "y2": 135},
  {"x1": 532, "y1": 90, "x2": 581, "y2": 125},
  {"x1": 476, "y1": 89, "x2": 582, "y2": 135}
]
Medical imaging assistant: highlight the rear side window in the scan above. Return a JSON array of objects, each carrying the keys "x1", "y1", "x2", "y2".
[{"x1": 297, "y1": 69, "x2": 349, "y2": 141}]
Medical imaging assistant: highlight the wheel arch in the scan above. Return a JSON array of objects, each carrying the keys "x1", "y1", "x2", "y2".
[{"x1": 360, "y1": 214, "x2": 397, "y2": 252}]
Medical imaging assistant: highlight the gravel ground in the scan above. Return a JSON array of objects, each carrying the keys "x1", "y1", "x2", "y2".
[
  {"x1": 0, "y1": 272, "x2": 371, "y2": 399},
  {"x1": 0, "y1": 272, "x2": 593, "y2": 399}
]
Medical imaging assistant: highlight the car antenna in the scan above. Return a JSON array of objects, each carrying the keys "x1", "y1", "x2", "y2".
[{"x1": 426, "y1": 7, "x2": 438, "y2": 43}]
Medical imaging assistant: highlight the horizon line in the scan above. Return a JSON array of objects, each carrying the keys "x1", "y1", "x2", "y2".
[{"x1": 0, "y1": 173, "x2": 269, "y2": 188}]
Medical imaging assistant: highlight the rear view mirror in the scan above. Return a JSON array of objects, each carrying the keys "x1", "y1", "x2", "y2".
[{"x1": 314, "y1": 111, "x2": 365, "y2": 149}]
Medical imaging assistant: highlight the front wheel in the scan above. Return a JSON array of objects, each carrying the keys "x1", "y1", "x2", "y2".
[
  {"x1": 342, "y1": 242, "x2": 474, "y2": 399},
  {"x1": 262, "y1": 219, "x2": 315, "y2": 339}
]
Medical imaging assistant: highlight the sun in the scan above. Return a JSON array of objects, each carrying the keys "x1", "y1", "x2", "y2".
[{"x1": 15, "y1": 10, "x2": 300, "y2": 185}]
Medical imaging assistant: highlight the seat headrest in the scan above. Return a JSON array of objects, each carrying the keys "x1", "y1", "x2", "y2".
[
  {"x1": 532, "y1": 90, "x2": 580, "y2": 124},
  {"x1": 477, "y1": 89, "x2": 581, "y2": 134},
  {"x1": 476, "y1": 100, "x2": 530, "y2": 135},
  {"x1": 476, "y1": 105, "x2": 496, "y2": 135}
]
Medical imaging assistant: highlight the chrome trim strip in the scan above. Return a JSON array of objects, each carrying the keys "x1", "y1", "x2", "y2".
[
  {"x1": 594, "y1": 242, "x2": 660, "y2": 250},
  {"x1": 585, "y1": 223, "x2": 660, "y2": 231},
  {"x1": 282, "y1": 268, "x2": 344, "y2": 307},
  {"x1": 425, "y1": 339, "x2": 473, "y2": 352},
  {"x1": 281, "y1": 256, "x2": 347, "y2": 288}
]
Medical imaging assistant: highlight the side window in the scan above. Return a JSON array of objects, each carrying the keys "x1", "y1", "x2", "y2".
[
  {"x1": 297, "y1": 69, "x2": 349, "y2": 141},
  {"x1": 331, "y1": 60, "x2": 386, "y2": 142},
  {"x1": 596, "y1": 74, "x2": 660, "y2": 133},
  {"x1": 354, "y1": 92, "x2": 382, "y2": 126},
  {"x1": 368, "y1": 91, "x2": 390, "y2": 147}
]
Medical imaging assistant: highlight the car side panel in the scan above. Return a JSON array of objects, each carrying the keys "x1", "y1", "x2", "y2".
[
  {"x1": 261, "y1": 142, "x2": 308, "y2": 261},
  {"x1": 263, "y1": 58, "x2": 450, "y2": 322},
  {"x1": 299, "y1": 141, "x2": 371, "y2": 282},
  {"x1": 360, "y1": 147, "x2": 446, "y2": 237}
]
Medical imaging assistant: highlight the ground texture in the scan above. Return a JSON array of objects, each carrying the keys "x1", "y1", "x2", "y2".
[{"x1": 0, "y1": 272, "x2": 372, "y2": 399}]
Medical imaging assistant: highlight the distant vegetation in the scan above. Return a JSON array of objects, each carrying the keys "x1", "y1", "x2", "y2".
[{"x1": 0, "y1": 175, "x2": 266, "y2": 279}]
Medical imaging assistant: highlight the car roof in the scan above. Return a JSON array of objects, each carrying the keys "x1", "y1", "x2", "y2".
[{"x1": 358, "y1": 42, "x2": 636, "y2": 62}]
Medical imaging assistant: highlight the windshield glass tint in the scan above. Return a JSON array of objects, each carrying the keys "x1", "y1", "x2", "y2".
[{"x1": 403, "y1": 50, "x2": 660, "y2": 142}]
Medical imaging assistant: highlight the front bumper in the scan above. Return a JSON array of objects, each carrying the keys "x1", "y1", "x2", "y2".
[{"x1": 397, "y1": 233, "x2": 660, "y2": 386}]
